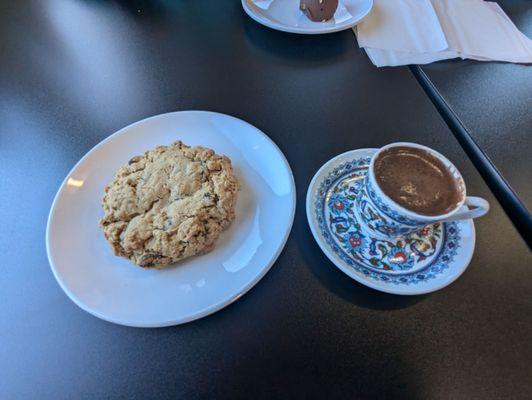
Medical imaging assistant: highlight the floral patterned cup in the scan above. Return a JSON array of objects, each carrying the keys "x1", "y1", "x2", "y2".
[{"x1": 354, "y1": 142, "x2": 490, "y2": 240}]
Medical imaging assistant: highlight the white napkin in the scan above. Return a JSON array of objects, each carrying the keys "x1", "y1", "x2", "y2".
[
  {"x1": 488, "y1": 2, "x2": 532, "y2": 58},
  {"x1": 334, "y1": 2, "x2": 354, "y2": 24},
  {"x1": 251, "y1": 0, "x2": 275, "y2": 10},
  {"x1": 433, "y1": 0, "x2": 532, "y2": 63},
  {"x1": 356, "y1": 0, "x2": 448, "y2": 53},
  {"x1": 355, "y1": 0, "x2": 532, "y2": 67},
  {"x1": 361, "y1": 46, "x2": 459, "y2": 67}
]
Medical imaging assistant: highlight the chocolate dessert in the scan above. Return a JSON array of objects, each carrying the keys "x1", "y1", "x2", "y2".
[{"x1": 300, "y1": 0, "x2": 338, "y2": 22}]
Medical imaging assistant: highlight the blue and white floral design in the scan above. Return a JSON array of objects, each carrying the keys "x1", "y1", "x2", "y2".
[{"x1": 313, "y1": 157, "x2": 461, "y2": 285}]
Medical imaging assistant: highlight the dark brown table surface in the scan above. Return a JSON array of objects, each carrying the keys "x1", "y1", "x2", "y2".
[
  {"x1": 1, "y1": 1, "x2": 531, "y2": 399},
  {"x1": 419, "y1": 0, "x2": 532, "y2": 209}
]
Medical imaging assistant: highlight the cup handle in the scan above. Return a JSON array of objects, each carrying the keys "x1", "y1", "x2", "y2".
[{"x1": 440, "y1": 196, "x2": 490, "y2": 222}]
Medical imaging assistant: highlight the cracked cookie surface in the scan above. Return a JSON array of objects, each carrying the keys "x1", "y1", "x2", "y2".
[{"x1": 99, "y1": 141, "x2": 239, "y2": 268}]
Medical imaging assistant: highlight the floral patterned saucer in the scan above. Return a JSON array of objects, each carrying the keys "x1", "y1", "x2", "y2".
[{"x1": 306, "y1": 149, "x2": 476, "y2": 295}]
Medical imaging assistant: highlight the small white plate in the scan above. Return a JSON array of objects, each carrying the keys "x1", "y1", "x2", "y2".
[
  {"x1": 46, "y1": 111, "x2": 296, "y2": 327},
  {"x1": 242, "y1": 0, "x2": 373, "y2": 35},
  {"x1": 306, "y1": 149, "x2": 475, "y2": 295}
]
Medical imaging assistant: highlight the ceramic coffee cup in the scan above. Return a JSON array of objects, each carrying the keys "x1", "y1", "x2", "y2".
[{"x1": 354, "y1": 142, "x2": 490, "y2": 240}]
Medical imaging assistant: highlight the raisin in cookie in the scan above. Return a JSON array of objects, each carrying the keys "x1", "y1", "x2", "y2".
[{"x1": 99, "y1": 141, "x2": 239, "y2": 268}]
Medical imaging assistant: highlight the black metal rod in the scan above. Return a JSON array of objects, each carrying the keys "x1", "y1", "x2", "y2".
[{"x1": 409, "y1": 65, "x2": 532, "y2": 249}]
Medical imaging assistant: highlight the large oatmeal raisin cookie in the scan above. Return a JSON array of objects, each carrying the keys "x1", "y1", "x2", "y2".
[{"x1": 99, "y1": 141, "x2": 239, "y2": 268}]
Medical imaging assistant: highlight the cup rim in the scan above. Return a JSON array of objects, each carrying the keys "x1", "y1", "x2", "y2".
[{"x1": 369, "y1": 142, "x2": 467, "y2": 221}]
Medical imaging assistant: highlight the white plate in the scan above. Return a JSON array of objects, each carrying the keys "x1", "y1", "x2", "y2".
[
  {"x1": 46, "y1": 111, "x2": 296, "y2": 327},
  {"x1": 242, "y1": 0, "x2": 373, "y2": 35},
  {"x1": 306, "y1": 149, "x2": 475, "y2": 295}
]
